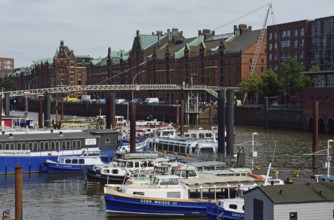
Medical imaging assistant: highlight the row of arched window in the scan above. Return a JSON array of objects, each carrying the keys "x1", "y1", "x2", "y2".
[{"x1": 0, "y1": 140, "x2": 82, "y2": 151}]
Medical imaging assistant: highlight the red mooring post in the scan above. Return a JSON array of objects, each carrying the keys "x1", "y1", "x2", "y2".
[
  {"x1": 0, "y1": 95, "x2": 2, "y2": 128},
  {"x1": 312, "y1": 101, "x2": 319, "y2": 171},
  {"x1": 15, "y1": 165, "x2": 23, "y2": 220},
  {"x1": 179, "y1": 100, "x2": 185, "y2": 136},
  {"x1": 130, "y1": 103, "x2": 136, "y2": 152},
  {"x1": 39, "y1": 100, "x2": 43, "y2": 128}
]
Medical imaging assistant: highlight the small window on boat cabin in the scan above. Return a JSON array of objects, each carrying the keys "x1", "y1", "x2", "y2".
[
  {"x1": 127, "y1": 161, "x2": 133, "y2": 168},
  {"x1": 65, "y1": 159, "x2": 71, "y2": 163},
  {"x1": 77, "y1": 140, "x2": 81, "y2": 148},
  {"x1": 28, "y1": 142, "x2": 33, "y2": 149},
  {"x1": 133, "y1": 192, "x2": 144, "y2": 196},
  {"x1": 72, "y1": 141, "x2": 77, "y2": 148},
  {"x1": 112, "y1": 169, "x2": 118, "y2": 174},
  {"x1": 134, "y1": 161, "x2": 140, "y2": 168},
  {"x1": 289, "y1": 212, "x2": 297, "y2": 220},
  {"x1": 17, "y1": 143, "x2": 21, "y2": 150},
  {"x1": 148, "y1": 160, "x2": 155, "y2": 167},
  {"x1": 0, "y1": 144, "x2": 2, "y2": 150},
  {"x1": 11, "y1": 143, "x2": 15, "y2": 150},
  {"x1": 79, "y1": 159, "x2": 85, "y2": 164},
  {"x1": 160, "y1": 178, "x2": 179, "y2": 186},
  {"x1": 72, "y1": 159, "x2": 78, "y2": 164},
  {"x1": 229, "y1": 204, "x2": 238, "y2": 210},
  {"x1": 5, "y1": 143, "x2": 10, "y2": 150},
  {"x1": 167, "y1": 192, "x2": 181, "y2": 198},
  {"x1": 22, "y1": 143, "x2": 26, "y2": 150}
]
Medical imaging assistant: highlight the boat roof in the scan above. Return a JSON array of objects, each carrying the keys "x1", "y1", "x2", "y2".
[
  {"x1": 186, "y1": 161, "x2": 226, "y2": 169},
  {"x1": 180, "y1": 176, "x2": 259, "y2": 187}
]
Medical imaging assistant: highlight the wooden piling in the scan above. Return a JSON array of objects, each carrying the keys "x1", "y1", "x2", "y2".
[{"x1": 15, "y1": 165, "x2": 23, "y2": 220}]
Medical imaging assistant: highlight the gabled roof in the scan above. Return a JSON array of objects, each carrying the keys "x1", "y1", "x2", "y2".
[
  {"x1": 224, "y1": 29, "x2": 263, "y2": 53},
  {"x1": 139, "y1": 34, "x2": 168, "y2": 50},
  {"x1": 246, "y1": 182, "x2": 334, "y2": 204}
]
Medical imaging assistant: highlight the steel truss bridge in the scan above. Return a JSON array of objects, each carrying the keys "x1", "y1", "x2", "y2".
[
  {"x1": 7, "y1": 84, "x2": 239, "y2": 98},
  {"x1": 6, "y1": 84, "x2": 239, "y2": 119}
]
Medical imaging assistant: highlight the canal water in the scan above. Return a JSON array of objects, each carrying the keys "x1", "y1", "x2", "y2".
[{"x1": 0, "y1": 120, "x2": 333, "y2": 219}]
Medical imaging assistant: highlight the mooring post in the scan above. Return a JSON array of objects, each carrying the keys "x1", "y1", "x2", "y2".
[
  {"x1": 15, "y1": 164, "x2": 23, "y2": 220},
  {"x1": 312, "y1": 101, "x2": 319, "y2": 171},
  {"x1": 129, "y1": 103, "x2": 137, "y2": 152}
]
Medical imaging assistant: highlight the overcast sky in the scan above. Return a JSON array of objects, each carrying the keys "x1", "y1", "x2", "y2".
[{"x1": 1, "y1": 0, "x2": 333, "y2": 68}]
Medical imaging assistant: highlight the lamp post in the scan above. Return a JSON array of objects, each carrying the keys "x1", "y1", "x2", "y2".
[
  {"x1": 327, "y1": 139, "x2": 333, "y2": 177},
  {"x1": 25, "y1": 76, "x2": 39, "y2": 112},
  {"x1": 251, "y1": 132, "x2": 258, "y2": 171},
  {"x1": 131, "y1": 71, "x2": 144, "y2": 100}
]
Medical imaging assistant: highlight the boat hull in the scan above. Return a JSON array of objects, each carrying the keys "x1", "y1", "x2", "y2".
[
  {"x1": 104, "y1": 192, "x2": 209, "y2": 216},
  {"x1": 85, "y1": 167, "x2": 128, "y2": 185},
  {"x1": 0, "y1": 155, "x2": 59, "y2": 174},
  {"x1": 206, "y1": 202, "x2": 244, "y2": 220},
  {"x1": 45, "y1": 163, "x2": 85, "y2": 174}
]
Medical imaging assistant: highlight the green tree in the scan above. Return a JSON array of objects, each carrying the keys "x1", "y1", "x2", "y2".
[
  {"x1": 239, "y1": 73, "x2": 263, "y2": 94},
  {"x1": 239, "y1": 73, "x2": 263, "y2": 104},
  {"x1": 262, "y1": 70, "x2": 280, "y2": 97},
  {"x1": 309, "y1": 64, "x2": 320, "y2": 72},
  {"x1": 280, "y1": 57, "x2": 310, "y2": 94},
  {"x1": 1, "y1": 79, "x2": 17, "y2": 91}
]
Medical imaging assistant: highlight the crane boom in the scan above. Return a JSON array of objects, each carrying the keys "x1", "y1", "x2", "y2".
[{"x1": 249, "y1": 3, "x2": 272, "y2": 75}]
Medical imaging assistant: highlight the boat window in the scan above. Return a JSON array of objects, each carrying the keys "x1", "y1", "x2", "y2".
[
  {"x1": 167, "y1": 192, "x2": 181, "y2": 198},
  {"x1": 33, "y1": 142, "x2": 38, "y2": 151},
  {"x1": 66, "y1": 141, "x2": 71, "y2": 148},
  {"x1": 77, "y1": 140, "x2": 81, "y2": 148},
  {"x1": 17, "y1": 143, "x2": 21, "y2": 150},
  {"x1": 28, "y1": 142, "x2": 33, "y2": 150},
  {"x1": 147, "y1": 161, "x2": 155, "y2": 167},
  {"x1": 0, "y1": 144, "x2": 2, "y2": 150},
  {"x1": 51, "y1": 141, "x2": 56, "y2": 150},
  {"x1": 72, "y1": 140, "x2": 77, "y2": 148},
  {"x1": 79, "y1": 159, "x2": 85, "y2": 164},
  {"x1": 127, "y1": 162, "x2": 133, "y2": 168},
  {"x1": 133, "y1": 192, "x2": 144, "y2": 196},
  {"x1": 65, "y1": 159, "x2": 71, "y2": 163},
  {"x1": 112, "y1": 169, "x2": 118, "y2": 174},
  {"x1": 72, "y1": 159, "x2": 78, "y2": 164},
  {"x1": 160, "y1": 178, "x2": 179, "y2": 186},
  {"x1": 40, "y1": 142, "x2": 44, "y2": 150},
  {"x1": 201, "y1": 148, "x2": 214, "y2": 153},
  {"x1": 10, "y1": 143, "x2": 15, "y2": 150},
  {"x1": 135, "y1": 162, "x2": 140, "y2": 168},
  {"x1": 199, "y1": 133, "x2": 205, "y2": 138},
  {"x1": 5, "y1": 143, "x2": 9, "y2": 150},
  {"x1": 229, "y1": 204, "x2": 238, "y2": 210},
  {"x1": 45, "y1": 142, "x2": 49, "y2": 150},
  {"x1": 105, "y1": 138, "x2": 110, "y2": 144}
]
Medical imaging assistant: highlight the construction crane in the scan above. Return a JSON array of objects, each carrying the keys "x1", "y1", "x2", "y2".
[
  {"x1": 249, "y1": 3, "x2": 272, "y2": 75},
  {"x1": 243, "y1": 3, "x2": 272, "y2": 105}
]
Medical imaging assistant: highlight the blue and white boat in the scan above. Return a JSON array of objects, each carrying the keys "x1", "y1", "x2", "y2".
[
  {"x1": 0, "y1": 129, "x2": 119, "y2": 174},
  {"x1": 43, "y1": 148, "x2": 105, "y2": 174},
  {"x1": 104, "y1": 175, "x2": 260, "y2": 216},
  {"x1": 207, "y1": 197, "x2": 245, "y2": 220},
  {"x1": 117, "y1": 139, "x2": 147, "y2": 153}
]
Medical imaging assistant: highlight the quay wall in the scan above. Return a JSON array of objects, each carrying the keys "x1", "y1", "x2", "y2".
[{"x1": 20, "y1": 101, "x2": 304, "y2": 129}]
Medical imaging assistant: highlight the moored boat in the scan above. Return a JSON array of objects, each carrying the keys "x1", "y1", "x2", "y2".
[
  {"x1": 85, "y1": 152, "x2": 163, "y2": 185},
  {"x1": 0, "y1": 129, "x2": 119, "y2": 174},
  {"x1": 43, "y1": 148, "x2": 105, "y2": 174},
  {"x1": 104, "y1": 175, "x2": 261, "y2": 216}
]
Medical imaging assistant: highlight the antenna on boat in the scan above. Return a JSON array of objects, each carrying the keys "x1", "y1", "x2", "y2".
[{"x1": 264, "y1": 140, "x2": 277, "y2": 186}]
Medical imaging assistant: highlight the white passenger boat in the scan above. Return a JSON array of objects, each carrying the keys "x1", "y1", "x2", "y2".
[
  {"x1": 85, "y1": 152, "x2": 163, "y2": 185},
  {"x1": 104, "y1": 175, "x2": 260, "y2": 216},
  {"x1": 43, "y1": 148, "x2": 105, "y2": 174}
]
